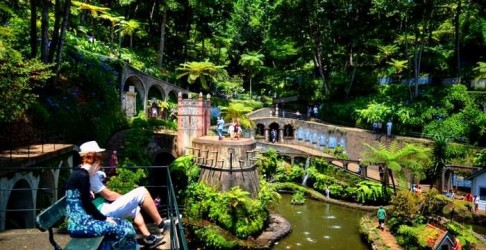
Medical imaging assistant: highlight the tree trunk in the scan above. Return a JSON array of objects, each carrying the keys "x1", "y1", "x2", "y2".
[
  {"x1": 157, "y1": 6, "x2": 167, "y2": 68},
  {"x1": 53, "y1": 0, "x2": 71, "y2": 83},
  {"x1": 455, "y1": 0, "x2": 462, "y2": 79},
  {"x1": 40, "y1": 0, "x2": 49, "y2": 63},
  {"x1": 313, "y1": 32, "x2": 329, "y2": 95},
  {"x1": 29, "y1": 0, "x2": 37, "y2": 59},
  {"x1": 48, "y1": 0, "x2": 61, "y2": 64},
  {"x1": 345, "y1": 47, "x2": 357, "y2": 99},
  {"x1": 388, "y1": 168, "x2": 397, "y2": 195}
]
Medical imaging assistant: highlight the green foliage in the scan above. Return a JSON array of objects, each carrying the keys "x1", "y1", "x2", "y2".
[
  {"x1": 106, "y1": 167, "x2": 146, "y2": 194},
  {"x1": 256, "y1": 179, "x2": 281, "y2": 211},
  {"x1": 389, "y1": 190, "x2": 422, "y2": 230},
  {"x1": 359, "y1": 215, "x2": 389, "y2": 249},
  {"x1": 312, "y1": 172, "x2": 339, "y2": 191},
  {"x1": 355, "y1": 181, "x2": 385, "y2": 205},
  {"x1": 445, "y1": 221, "x2": 478, "y2": 249},
  {"x1": 356, "y1": 102, "x2": 393, "y2": 124},
  {"x1": 323, "y1": 146, "x2": 349, "y2": 159},
  {"x1": 291, "y1": 191, "x2": 306, "y2": 205},
  {"x1": 176, "y1": 60, "x2": 227, "y2": 91},
  {"x1": 396, "y1": 224, "x2": 428, "y2": 248},
  {"x1": 257, "y1": 149, "x2": 279, "y2": 178},
  {"x1": 274, "y1": 163, "x2": 304, "y2": 183},
  {"x1": 420, "y1": 188, "x2": 449, "y2": 217},
  {"x1": 473, "y1": 148, "x2": 486, "y2": 168},
  {"x1": 0, "y1": 41, "x2": 53, "y2": 123},
  {"x1": 473, "y1": 61, "x2": 486, "y2": 80},
  {"x1": 193, "y1": 225, "x2": 238, "y2": 250},
  {"x1": 442, "y1": 199, "x2": 473, "y2": 221},
  {"x1": 184, "y1": 183, "x2": 268, "y2": 239}
]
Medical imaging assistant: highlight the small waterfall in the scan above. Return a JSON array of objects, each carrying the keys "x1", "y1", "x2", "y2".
[{"x1": 302, "y1": 157, "x2": 311, "y2": 186}]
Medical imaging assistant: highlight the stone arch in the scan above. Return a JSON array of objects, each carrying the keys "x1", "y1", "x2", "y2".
[
  {"x1": 293, "y1": 156, "x2": 308, "y2": 166},
  {"x1": 269, "y1": 122, "x2": 280, "y2": 142},
  {"x1": 283, "y1": 124, "x2": 295, "y2": 138},
  {"x1": 255, "y1": 123, "x2": 265, "y2": 138},
  {"x1": 167, "y1": 90, "x2": 178, "y2": 103},
  {"x1": 123, "y1": 75, "x2": 146, "y2": 114},
  {"x1": 148, "y1": 83, "x2": 166, "y2": 101},
  {"x1": 6, "y1": 179, "x2": 34, "y2": 229},
  {"x1": 37, "y1": 170, "x2": 56, "y2": 213}
]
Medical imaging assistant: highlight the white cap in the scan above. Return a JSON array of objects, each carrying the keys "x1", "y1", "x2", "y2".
[{"x1": 79, "y1": 141, "x2": 105, "y2": 155}]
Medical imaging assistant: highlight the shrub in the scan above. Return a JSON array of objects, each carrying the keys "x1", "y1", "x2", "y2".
[
  {"x1": 389, "y1": 190, "x2": 422, "y2": 230},
  {"x1": 291, "y1": 191, "x2": 306, "y2": 205}
]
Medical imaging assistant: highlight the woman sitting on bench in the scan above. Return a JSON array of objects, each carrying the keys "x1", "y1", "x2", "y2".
[{"x1": 65, "y1": 141, "x2": 138, "y2": 249}]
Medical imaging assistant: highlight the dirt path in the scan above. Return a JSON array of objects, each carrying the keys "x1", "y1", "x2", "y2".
[{"x1": 378, "y1": 226, "x2": 402, "y2": 250}]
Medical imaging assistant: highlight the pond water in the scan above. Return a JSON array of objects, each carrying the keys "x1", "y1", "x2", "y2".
[{"x1": 273, "y1": 194, "x2": 370, "y2": 250}]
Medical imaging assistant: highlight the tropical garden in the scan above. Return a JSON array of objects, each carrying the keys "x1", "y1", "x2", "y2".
[{"x1": 1, "y1": 0, "x2": 486, "y2": 249}]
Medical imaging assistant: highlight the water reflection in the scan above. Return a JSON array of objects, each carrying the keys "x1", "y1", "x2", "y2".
[{"x1": 273, "y1": 194, "x2": 369, "y2": 250}]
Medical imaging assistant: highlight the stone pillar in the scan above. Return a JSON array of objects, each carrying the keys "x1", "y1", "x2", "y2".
[
  {"x1": 279, "y1": 128, "x2": 284, "y2": 142},
  {"x1": 124, "y1": 86, "x2": 137, "y2": 117},
  {"x1": 362, "y1": 165, "x2": 368, "y2": 178},
  {"x1": 343, "y1": 161, "x2": 349, "y2": 171},
  {"x1": 177, "y1": 92, "x2": 211, "y2": 156},
  {"x1": 264, "y1": 128, "x2": 269, "y2": 142}
]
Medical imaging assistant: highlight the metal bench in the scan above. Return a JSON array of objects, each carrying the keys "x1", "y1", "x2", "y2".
[{"x1": 36, "y1": 196, "x2": 105, "y2": 250}]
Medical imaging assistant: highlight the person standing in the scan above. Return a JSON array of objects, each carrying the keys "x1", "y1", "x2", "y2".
[
  {"x1": 216, "y1": 117, "x2": 225, "y2": 140},
  {"x1": 233, "y1": 121, "x2": 241, "y2": 140},
  {"x1": 373, "y1": 122, "x2": 379, "y2": 140},
  {"x1": 377, "y1": 206, "x2": 386, "y2": 230},
  {"x1": 108, "y1": 150, "x2": 118, "y2": 176},
  {"x1": 466, "y1": 193, "x2": 474, "y2": 211},
  {"x1": 378, "y1": 164, "x2": 384, "y2": 182},
  {"x1": 474, "y1": 195, "x2": 480, "y2": 213},
  {"x1": 357, "y1": 159, "x2": 365, "y2": 177},
  {"x1": 325, "y1": 186, "x2": 330, "y2": 198},
  {"x1": 66, "y1": 141, "x2": 138, "y2": 249},
  {"x1": 386, "y1": 120, "x2": 393, "y2": 138},
  {"x1": 271, "y1": 129, "x2": 277, "y2": 143}
]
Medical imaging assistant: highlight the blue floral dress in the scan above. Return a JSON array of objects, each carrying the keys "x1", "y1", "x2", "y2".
[{"x1": 65, "y1": 168, "x2": 138, "y2": 250}]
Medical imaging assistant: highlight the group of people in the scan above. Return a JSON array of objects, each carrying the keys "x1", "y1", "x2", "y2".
[
  {"x1": 372, "y1": 120, "x2": 393, "y2": 139},
  {"x1": 465, "y1": 193, "x2": 480, "y2": 213},
  {"x1": 65, "y1": 141, "x2": 169, "y2": 249},
  {"x1": 306, "y1": 105, "x2": 319, "y2": 119},
  {"x1": 410, "y1": 184, "x2": 422, "y2": 195},
  {"x1": 217, "y1": 117, "x2": 242, "y2": 140}
]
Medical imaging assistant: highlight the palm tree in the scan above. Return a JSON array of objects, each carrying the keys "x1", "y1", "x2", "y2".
[
  {"x1": 118, "y1": 19, "x2": 144, "y2": 48},
  {"x1": 176, "y1": 61, "x2": 226, "y2": 91},
  {"x1": 239, "y1": 52, "x2": 264, "y2": 99},
  {"x1": 428, "y1": 134, "x2": 451, "y2": 190},
  {"x1": 362, "y1": 141, "x2": 431, "y2": 197},
  {"x1": 99, "y1": 13, "x2": 124, "y2": 48}
]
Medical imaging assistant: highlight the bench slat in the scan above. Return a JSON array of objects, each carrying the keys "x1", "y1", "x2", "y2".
[
  {"x1": 36, "y1": 196, "x2": 67, "y2": 231},
  {"x1": 65, "y1": 236, "x2": 105, "y2": 250}
]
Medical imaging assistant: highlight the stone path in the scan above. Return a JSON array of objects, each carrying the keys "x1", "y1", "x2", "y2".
[{"x1": 377, "y1": 226, "x2": 402, "y2": 250}]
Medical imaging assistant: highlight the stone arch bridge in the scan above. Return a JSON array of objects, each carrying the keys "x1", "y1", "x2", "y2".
[
  {"x1": 247, "y1": 108, "x2": 479, "y2": 192},
  {"x1": 120, "y1": 64, "x2": 191, "y2": 116}
]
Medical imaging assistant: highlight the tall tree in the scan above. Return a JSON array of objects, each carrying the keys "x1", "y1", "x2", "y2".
[
  {"x1": 176, "y1": 61, "x2": 226, "y2": 91},
  {"x1": 362, "y1": 141, "x2": 431, "y2": 196},
  {"x1": 239, "y1": 52, "x2": 264, "y2": 99}
]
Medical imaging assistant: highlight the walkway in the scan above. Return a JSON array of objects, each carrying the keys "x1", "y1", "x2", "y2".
[
  {"x1": 259, "y1": 141, "x2": 394, "y2": 186},
  {"x1": 0, "y1": 225, "x2": 172, "y2": 250}
]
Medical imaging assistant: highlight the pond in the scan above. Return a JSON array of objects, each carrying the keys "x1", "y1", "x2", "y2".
[{"x1": 273, "y1": 194, "x2": 370, "y2": 250}]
